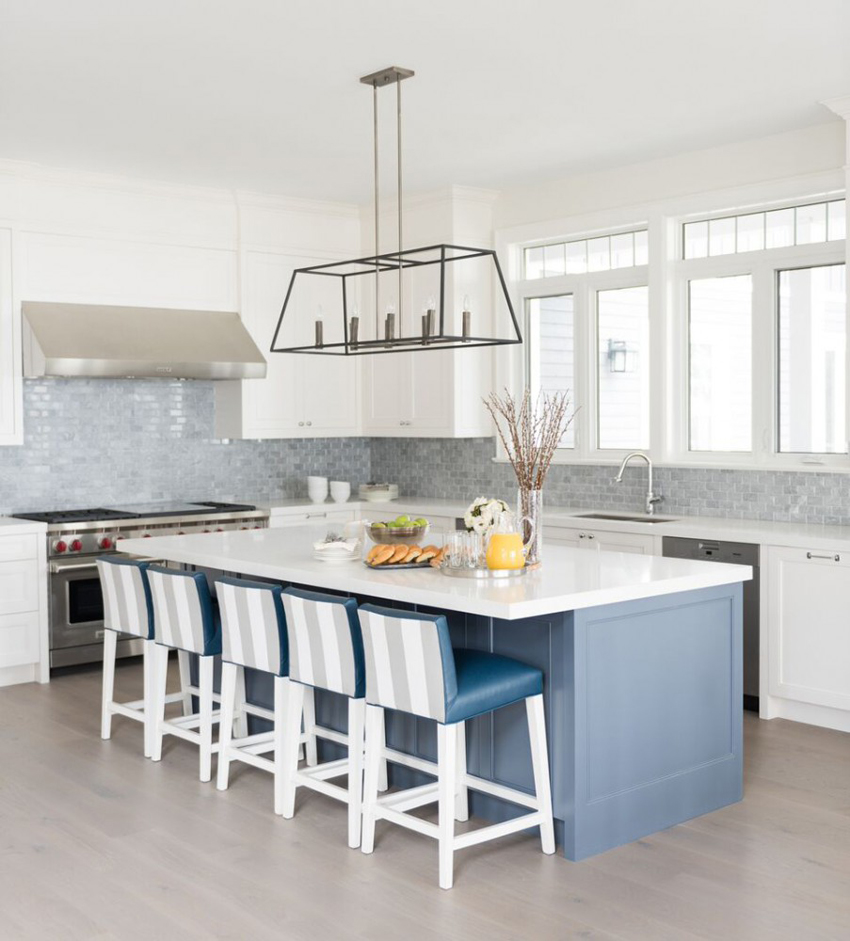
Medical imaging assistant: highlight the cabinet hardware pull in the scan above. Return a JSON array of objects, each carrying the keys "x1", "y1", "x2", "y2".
[
  {"x1": 298, "y1": 421, "x2": 304, "y2": 427},
  {"x1": 306, "y1": 421, "x2": 312, "y2": 426},
  {"x1": 806, "y1": 551, "x2": 840, "y2": 561},
  {"x1": 587, "y1": 533, "x2": 595, "y2": 540},
  {"x1": 578, "y1": 532, "x2": 585, "y2": 538}
]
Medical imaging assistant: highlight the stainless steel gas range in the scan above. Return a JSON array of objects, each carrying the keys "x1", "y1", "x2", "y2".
[{"x1": 10, "y1": 501, "x2": 269, "y2": 668}]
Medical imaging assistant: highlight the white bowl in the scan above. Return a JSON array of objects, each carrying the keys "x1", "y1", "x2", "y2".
[{"x1": 330, "y1": 481, "x2": 351, "y2": 503}]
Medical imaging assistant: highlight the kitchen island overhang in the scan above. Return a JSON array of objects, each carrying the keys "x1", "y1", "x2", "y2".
[{"x1": 119, "y1": 527, "x2": 749, "y2": 861}]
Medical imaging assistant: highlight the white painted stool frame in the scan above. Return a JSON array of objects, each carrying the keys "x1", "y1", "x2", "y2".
[
  {"x1": 361, "y1": 696, "x2": 556, "y2": 890},
  {"x1": 216, "y1": 663, "x2": 318, "y2": 813}
]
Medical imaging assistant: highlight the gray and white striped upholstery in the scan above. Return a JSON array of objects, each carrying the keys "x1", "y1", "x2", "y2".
[
  {"x1": 282, "y1": 588, "x2": 365, "y2": 698},
  {"x1": 148, "y1": 567, "x2": 221, "y2": 656},
  {"x1": 96, "y1": 557, "x2": 154, "y2": 639},
  {"x1": 216, "y1": 577, "x2": 288, "y2": 676},
  {"x1": 357, "y1": 604, "x2": 456, "y2": 723}
]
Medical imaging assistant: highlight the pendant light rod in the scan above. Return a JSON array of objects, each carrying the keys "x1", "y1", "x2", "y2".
[{"x1": 361, "y1": 66, "x2": 414, "y2": 339}]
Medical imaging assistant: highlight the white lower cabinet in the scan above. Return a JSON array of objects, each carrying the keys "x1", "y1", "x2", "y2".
[
  {"x1": 0, "y1": 531, "x2": 48, "y2": 686},
  {"x1": 766, "y1": 545, "x2": 850, "y2": 713},
  {"x1": 268, "y1": 509, "x2": 357, "y2": 529},
  {"x1": 545, "y1": 525, "x2": 656, "y2": 554}
]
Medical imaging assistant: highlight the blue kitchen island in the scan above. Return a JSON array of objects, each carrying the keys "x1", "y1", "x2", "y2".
[{"x1": 119, "y1": 526, "x2": 749, "y2": 861}]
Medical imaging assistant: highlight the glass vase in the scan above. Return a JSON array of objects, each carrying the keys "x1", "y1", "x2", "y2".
[{"x1": 517, "y1": 488, "x2": 543, "y2": 568}]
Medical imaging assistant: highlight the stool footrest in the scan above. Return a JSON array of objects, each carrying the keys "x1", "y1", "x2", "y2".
[
  {"x1": 463, "y1": 774, "x2": 539, "y2": 810},
  {"x1": 299, "y1": 757, "x2": 349, "y2": 782},
  {"x1": 453, "y1": 812, "x2": 547, "y2": 850},
  {"x1": 168, "y1": 710, "x2": 221, "y2": 731},
  {"x1": 378, "y1": 782, "x2": 439, "y2": 814},
  {"x1": 293, "y1": 773, "x2": 350, "y2": 805},
  {"x1": 383, "y1": 747, "x2": 437, "y2": 777},
  {"x1": 242, "y1": 703, "x2": 275, "y2": 722},
  {"x1": 378, "y1": 806, "x2": 439, "y2": 839},
  {"x1": 109, "y1": 701, "x2": 146, "y2": 722},
  {"x1": 313, "y1": 725, "x2": 348, "y2": 747}
]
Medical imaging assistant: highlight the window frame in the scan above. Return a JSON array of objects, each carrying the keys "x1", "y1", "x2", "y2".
[{"x1": 517, "y1": 248, "x2": 650, "y2": 464}]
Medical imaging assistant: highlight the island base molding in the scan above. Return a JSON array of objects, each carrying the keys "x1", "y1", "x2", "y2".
[{"x1": 220, "y1": 581, "x2": 743, "y2": 862}]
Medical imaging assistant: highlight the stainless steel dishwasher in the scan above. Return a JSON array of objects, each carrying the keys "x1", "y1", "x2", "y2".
[{"x1": 662, "y1": 536, "x2": 760, "y2": 712}]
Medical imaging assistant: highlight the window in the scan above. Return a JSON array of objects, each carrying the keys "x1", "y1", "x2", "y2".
[
  {"x1": 778, "y1": 264, "x2": 847, "y2": 454},
  {"x1": 597, "y1": 286, "x2": 649, "y2": 449},
  {"x1": 688, "y1": 276, "x2": 753, "y2": 452},
  {"x1": 524, "y1": 229, "x2": 647, "y2": 279},
  {"x1": 526, "y1": 294, "x2": 575, "y2": 447},
  {"x1": 683, "y1": 199, "x2": 845, "y2": 259}
]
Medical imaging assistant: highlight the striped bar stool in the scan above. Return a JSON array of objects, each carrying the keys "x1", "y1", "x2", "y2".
[
  {"x1": 148, "y1": 567, "x2": 224, "y2": 782},
  {"x1": 278, "y1": 587, "x2": 370, "y2": 849},
  {"x1": 215, "y1": 577, "x2": 317, "y2": 813},
  {"x1": 97, "y1": 557, "x2": 157, "y2": 757},
  {"x1": 357, "y1": 604, "x2": 556, "y2": 890}
]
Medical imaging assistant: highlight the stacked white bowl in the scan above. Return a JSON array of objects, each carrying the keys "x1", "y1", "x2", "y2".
[
  {"x1": 330, "y1": 481, "x2": 351, "y2": 503},
  {"x1": 307, "y1": 476, "x2": 328, "y2": 504}
]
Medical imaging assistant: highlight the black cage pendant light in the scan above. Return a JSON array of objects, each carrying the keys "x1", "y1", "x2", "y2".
[{"x1": 270, "y1": 67, "x2": 523, "y2": 356}]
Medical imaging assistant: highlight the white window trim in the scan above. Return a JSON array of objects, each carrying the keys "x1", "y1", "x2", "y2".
[{"x1": 494, "y1": 169, "x2": 847, "y2": 473}]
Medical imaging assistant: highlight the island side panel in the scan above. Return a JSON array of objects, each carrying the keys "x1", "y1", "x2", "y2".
[{"x1": 567, "y1": 582, "x2": 743, "y2": 861}]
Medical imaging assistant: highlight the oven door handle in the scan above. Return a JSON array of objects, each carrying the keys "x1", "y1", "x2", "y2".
[{"x1": 49, "y1": 556, "x2": 165, "y2": 574}]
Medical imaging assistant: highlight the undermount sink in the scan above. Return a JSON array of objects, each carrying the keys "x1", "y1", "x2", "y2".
[{"x1": 573, "y1": 512, "x2": 678, "y2": 524}]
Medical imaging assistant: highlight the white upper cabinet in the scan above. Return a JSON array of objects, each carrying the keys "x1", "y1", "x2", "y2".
[
  {"x1": 360, "y1": 187, "x2": 498, "y2": 438},
  {"x1": 0, "y1": 229, "x2": 19, "y2": 445},
  {"x1": 215, "y1": 249, "x2": 359, "y2": 439}
]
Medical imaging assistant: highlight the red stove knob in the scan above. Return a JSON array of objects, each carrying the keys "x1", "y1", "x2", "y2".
[
  {"x1": 55, "y1": 540, "x2": 68, "y2": 553},
  {"x1": 116, "y1": 535, "x2": 126, "y2": 541},
  {"x1": 178, "y1": 531, "x2": 186, "y2": 536},
  {"x1": 216, "y1": 528, "x2": 224, "y2": 533},
  {"x1": 143, "y1": 534, "x2": 152, "y2": 539},
  {"x1": 99, "y1": 537, "x2": 113, "y2": 550},
  {"x1": 240, "y1": 527, "x2": 248, "y2": 530},
  {"x1": 70, "y1": 539, "x2": 83, "y2": 552},
  {"x1": 203, "y1": 530, "x2": 211, "y2": 534}
]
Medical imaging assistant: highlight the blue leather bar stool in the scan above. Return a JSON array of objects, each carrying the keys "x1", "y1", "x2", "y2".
[
  {"x1": 279, "y1": 587, "x2": 371, "y2": 849},
  {"x1": 215, "y1": 577, "x2": 317, "y2": 813},
  {"x1": 148, "y1": 567, "x2": 223, "y2": 782},
  {"x1": 358, "y1": 604, "x2": 555, "y2": 890}
]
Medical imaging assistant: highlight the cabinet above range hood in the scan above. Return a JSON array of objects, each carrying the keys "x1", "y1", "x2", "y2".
[{"x1": 22, "y1": 301, "x2": 267, "y2": 380}]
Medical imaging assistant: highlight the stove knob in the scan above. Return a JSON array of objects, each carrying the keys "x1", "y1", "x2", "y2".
[
  {"x1": 70, "y1": 539, "x2": 83, "y2": 552},
  {"x1": 99, "y1": 537, "x2": 113, "y2": 550},
  {"x1": 203, "y1": 530, "x2": 211, "y2": 534},
  {"x1": 254, "y1": 526, "x2": 261, "y2": 530},
  {"x1": 54, "y1": 540, "x2": 68, "y2": 553},
  {"x1": 216, "y1": 528, "x2": 224, "y2": 533},
  {"x1": 178, "y1": 531, "x2": 185, "y2": 536},
  {"x1": 240, "y1": 527, "x2": 248, "y2": 530},
  {"x1": 116, "y1": 535, "x2": 126, "y2": 541},
  {"x1": 143, "y1": 534, "x2": 152, "y2": 539}
]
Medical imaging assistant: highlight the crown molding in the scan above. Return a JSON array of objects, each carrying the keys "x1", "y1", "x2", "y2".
[
  {"x1": 234, "y1": 189, "x2": 359, "y2": 219},
  {"x1": 821, "y1": 95, "x2": 850, "y2": 120}
]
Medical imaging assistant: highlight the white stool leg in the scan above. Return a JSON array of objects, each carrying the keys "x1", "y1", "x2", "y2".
[
  {"x1": 377, "y1": 708, "x2": 388, "y2": 792},
  {"x1": 142, "y1": 638, "x2": 156, "y2": 758},
  {"x1": 198, "y1": 655, "x2": 214, "y2": 783},
  {"x1": 437, "y1": 722, "x2": 458, "y2": 890},
  {"x1": 360, "y1": 705, "x2": 383, "y2": 855},
  {"x1": 347, "y1": 698, "x2": 365, "y2": 849},
  {"x1": 234, "y1": 664, "x2": 249, "y2": 739},
  {"x1": 177, "y1": 649, "x2": 193, "y2": 716},
  {"x1": 280, "y1": 681, "x2": 305, "y2": 818},
  {"x1": 455, "y1": 719, "x2": 469, "y2": 822},
  {"x1": 273, "y1": 675, "x2": 289, "y2": 816},
  {"x1": 100, "y1": 629, "x2": 117, "y2": 740},
  {"x1": 151, "y1": 644, "x2": 170, "y2": 762},
  {"x1": 526, "y1": 694, "x2": 556, "y2": 855},
  {"x1": 302, "y1": 686, "x2": 318, "y2": 766},
  {"x1": 216, "y1": 661, "x2": 238, "y2": 791}
]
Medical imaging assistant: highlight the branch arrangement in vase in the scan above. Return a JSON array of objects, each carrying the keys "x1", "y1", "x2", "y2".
[{"x1": 483, "y1": 388, "x2": 576, "y2": 491}]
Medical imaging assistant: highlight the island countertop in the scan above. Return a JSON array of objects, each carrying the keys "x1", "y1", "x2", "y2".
[{"x1": 118, "y1": 525, "x2": 751, "y2": 621}]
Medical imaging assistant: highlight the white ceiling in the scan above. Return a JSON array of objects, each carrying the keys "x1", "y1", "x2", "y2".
[{"x1": 1, "y1": 0, "x2": 848, "y2": 203}]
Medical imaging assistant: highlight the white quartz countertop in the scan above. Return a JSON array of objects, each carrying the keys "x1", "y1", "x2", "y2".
[
  {"x1": 258, "y1": 497, "x2": 850, "y2": 552},
  {"x1": 0, "y1": 517, "x2": 47, "y2": 536},
  {"x1": 118, "y1": 525, "x2": 749, "y2": 621}
]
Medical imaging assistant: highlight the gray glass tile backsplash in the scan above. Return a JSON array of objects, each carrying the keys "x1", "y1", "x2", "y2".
[{"x1": 2, "y1": 380, "x2": 849, "y2": 523}]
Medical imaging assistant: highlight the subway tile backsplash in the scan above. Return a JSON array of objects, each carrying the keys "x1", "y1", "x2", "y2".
[
  {"x1": 370, "y1": 437, "x2": 850, "y2": 526},
  {"x1": 3, "y1": 380, "x2": 850, "y2": 525},
  {"x1": 0, "y1": 380, "x2": 370, "y2": 514}
]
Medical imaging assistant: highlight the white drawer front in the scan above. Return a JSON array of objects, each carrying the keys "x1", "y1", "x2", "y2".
[
  {"x1": 0, "y1": 610, "x2": 40, "y2": 668},
  {"x1": 269, "y1": 510, "x2": 355, "y2": 529},
  {"x1": 0, "y1": 560, "x2": 39, "y2": 615},
  {"x1": 0, "y1": 534, "x2": 38, "y2": 563}
]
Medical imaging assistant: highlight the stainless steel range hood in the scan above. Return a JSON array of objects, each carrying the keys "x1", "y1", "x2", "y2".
[{"x1": 22, "y1": 301, "x2": 267, "y2": 380}]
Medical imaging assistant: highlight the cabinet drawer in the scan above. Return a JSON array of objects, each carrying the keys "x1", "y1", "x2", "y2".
[
  {"x1": 0, "y1": 610, "x2": 40, "y2": 669},
  {"x1": 0, "y1": 533, "x2": 38, "y2": 562},
  {"x1": 0, "y1": 560, "x2": 39, "y2": 615},
  {"x1": 269, "y1": 509, "x2": 356, "y2": 529}
]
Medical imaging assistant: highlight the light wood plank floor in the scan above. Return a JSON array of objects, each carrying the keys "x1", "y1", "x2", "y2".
[{"x1": 1, "y1": 661, "x2": 849, "y2": 941}]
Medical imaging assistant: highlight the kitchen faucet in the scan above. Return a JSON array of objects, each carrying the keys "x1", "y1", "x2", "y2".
[{"x1": 614, "y1": 451, "x2": 663, "y2": 515}]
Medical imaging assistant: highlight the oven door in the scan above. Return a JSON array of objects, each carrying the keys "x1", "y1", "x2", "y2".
[{"x1": 49, "y1": 556, "x2": 165, "y2": 651}]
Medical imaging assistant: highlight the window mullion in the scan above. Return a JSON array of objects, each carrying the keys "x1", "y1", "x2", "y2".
[{"x1": 751, "y1": 263, "x2": 776, "y2": 463}]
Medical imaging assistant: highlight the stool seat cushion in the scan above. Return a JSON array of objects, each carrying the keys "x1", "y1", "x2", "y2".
[{"x1": 445, "y1": 649, "x2": 543, "y2": 724}]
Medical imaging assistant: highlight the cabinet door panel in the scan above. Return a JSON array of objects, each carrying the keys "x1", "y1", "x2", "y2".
[
  {"x1": 0, "y1": 611, "x2": 40, "y2": 669},
  {"x1": 768, "y1": 547, "x2": 850, "y2": 710},
  {"x1": 0, "y1": 561, "x2": 38, "y2": 616},
  {"x1": 241, "y1": 252, "x2": 301, "y2": 435},
  {"x1": 362, "y1": 350, "x2": 414, "y2": 433},
  {"x1": 591, "y1": 532, "x2": 655, "y2": 555}
]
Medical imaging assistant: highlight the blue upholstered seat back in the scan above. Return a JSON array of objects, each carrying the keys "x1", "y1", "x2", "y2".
[
  {"x1": 96, "y1": 557, "x2": 154, "y2": 640},
  {"x1": 216, "y1": 577, "x2": 288, "y2": 676},
  {"x1": 148, "y1": 567, "x2": 221, "y2": 656},
  {"x1": 281, "y1": 587, "x2": 365, "y2": 698},
  {"x1": 357, "y1": 604, "x2": 457, "y2": 723}
]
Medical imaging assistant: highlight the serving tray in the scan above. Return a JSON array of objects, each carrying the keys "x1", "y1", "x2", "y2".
[
  {"x1": 363, "y1": 560, "x2": 433, "y2": 571},
  {"x1": 440, "y1": 565, "x2": 528, "y2": 579}
]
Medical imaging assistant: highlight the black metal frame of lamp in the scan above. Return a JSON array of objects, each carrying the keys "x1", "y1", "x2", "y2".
[{"x1": 270, "y1": 242, "x2": 523, "y2": 356}]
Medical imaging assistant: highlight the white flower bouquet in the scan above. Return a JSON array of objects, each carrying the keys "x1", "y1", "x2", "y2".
[{"x1": 464, "y1": 497, "x2": 509, "y2": 536}]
